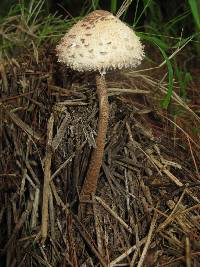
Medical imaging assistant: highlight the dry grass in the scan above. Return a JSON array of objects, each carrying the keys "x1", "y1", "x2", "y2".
[{"x1": 0, "y1": 46, "x2": 200, "y2": 267}]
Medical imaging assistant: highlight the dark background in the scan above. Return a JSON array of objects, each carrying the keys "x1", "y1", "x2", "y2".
[{"x1": 0, "y1": 0, "x2": 193, "y2": 27}]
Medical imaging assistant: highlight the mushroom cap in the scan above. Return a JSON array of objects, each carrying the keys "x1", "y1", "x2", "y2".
[{"x1": 56, "y1": 10, "x2": 144, "y2": 73}]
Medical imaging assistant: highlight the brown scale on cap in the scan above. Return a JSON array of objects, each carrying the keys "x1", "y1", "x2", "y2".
[
  {"x1": 68, "y1": 34, "x2": 76, "y2": 38},
  {"x1": 82, "y1": 10, "x2": 110, "y2": 24}
]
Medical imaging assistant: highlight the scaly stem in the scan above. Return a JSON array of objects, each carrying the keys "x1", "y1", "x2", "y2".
[{"x1": 80, "y1": 73, "x2": 109, "y2": 201}]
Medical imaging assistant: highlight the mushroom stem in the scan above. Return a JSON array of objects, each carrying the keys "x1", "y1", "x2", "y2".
[{"x1": 80, "y1": 73, "x2": 109, "y2": 201}]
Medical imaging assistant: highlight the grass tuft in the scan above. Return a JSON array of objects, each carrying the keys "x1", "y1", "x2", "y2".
[{"x1": 0, "y1": 0, "x2": 76, "y2": 58}]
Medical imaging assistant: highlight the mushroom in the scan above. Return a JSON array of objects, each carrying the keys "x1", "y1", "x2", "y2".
[{"x1": 56, "y1": 10, "x2": 144, "y2": 204}]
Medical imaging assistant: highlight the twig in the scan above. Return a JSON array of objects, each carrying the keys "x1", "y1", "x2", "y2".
[
  {"x1": 50, "y1": 141, "x2": 87, "y2": 181},
  {"x1": 185, "y1": 236, "x2": 192, "y2": 267},
  {"x1": 126, "y1": 122, "x2": 162, "y2": 175},
  {"x1": 116, "y1": 0, "x2": 133, "y2": 18},
  {"x1": 158, "y1": 252, "x2": 200, "y2": 266},
  {"x1": 31, "y1": 187, "x2": 40, "y2": 228},
  {"x1": 72, "y1": 214, "x2": 108, "y2": 267},
  {"x1": 92, "y1": 195, "x2": 104, "y2": 256},
  {"x1": 51, "y1": 112, "x2": 70, "y2": 151},
  {"x1": 49, "y1": 189, "x2": 56, "y2": 240},
  {"x1": 186, "y1": 135, "x2": 200, "y2": 179},
  {"x1": 108, "y1": 88, "x2": 150, "y2": 95},
  {"x1": 0, "y1": 62, "x2": 8, "y2": 92},
  {"x1": 1, "y1": 200, "x2": 33, "y2": 255},
  {"x1": 136, "y1": 210, "x2": 158, "y2": 267},
  {"x1": 3, "y1": 105, "x2": 42, "y2": 141},
  {"x1": 41, "y1": 113, "x2": 54, "y2": 243},
  {"x1": 66, "y1": 212, "x2": 78, "y2": 267},
  {"x1": 150, "y1": 155, "x2": 200, "y2": 203},
  {"x1": 157, "y1": 188, "x2": 186, "y2": 232},
  {"x1": 95, "y1": 196, "x2": 133, "y2": 234},
  {"x1": 110, "y1": 237, "x2": 147, "y2": 266}
]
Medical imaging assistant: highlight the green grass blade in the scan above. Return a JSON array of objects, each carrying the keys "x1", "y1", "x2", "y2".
[
  {"x1": 133, "y1": 0, "x2": 139, "y2": 25},
  {"x1": 91, "y1": 0, "x2": 100, "y2": 10},
  {"x1": 111, "y1": 0, "x2": 117, "y2": 14},
  {"x1": 160, "y1": 50, "x2": 174, "y2": 109},
  {"x1": 174, "y1": 62, "x2": 192, "y2": 99},
  {"x1": 134, "y1": 0, "x2": 152, "y2": 26},
  {"x1": 188, "y1": 0, "x2": 200, "y2": 29},
  {"x1": 141, "y1": 34, "x2": 174, "y2": 108},
  {"x1": 139, "y1": 32, "x2": 169, "y2": 51}
]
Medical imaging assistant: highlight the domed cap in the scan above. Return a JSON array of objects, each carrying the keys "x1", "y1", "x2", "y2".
[{"x1": 56, "y1": 10, "x2": 144, "y2": 73}]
